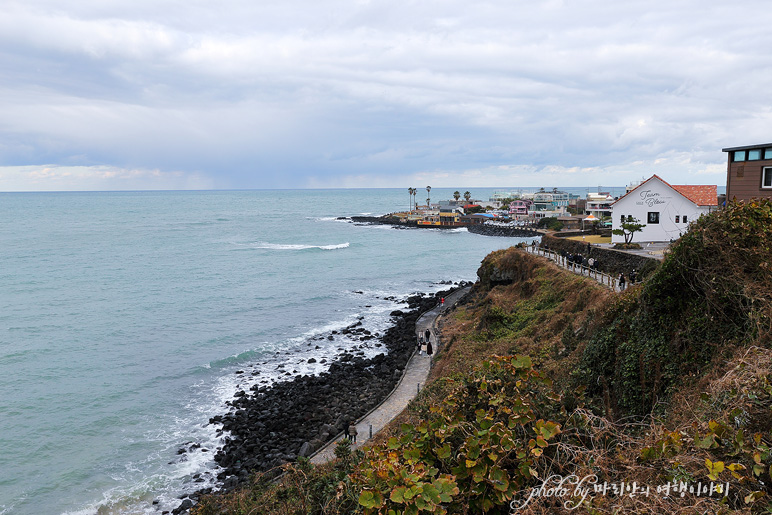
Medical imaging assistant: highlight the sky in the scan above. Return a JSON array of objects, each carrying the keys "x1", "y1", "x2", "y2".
[{"x1": 1, "y1": 0, "x2": 771, "y2": 191}]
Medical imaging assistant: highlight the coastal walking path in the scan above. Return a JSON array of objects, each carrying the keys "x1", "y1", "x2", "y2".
[
  {"x1": 311, "y1": 286, "x2": 472, "y2": 464},
  {"x1": 524, "y1": 245, "x2": 632, "y2": 292}
]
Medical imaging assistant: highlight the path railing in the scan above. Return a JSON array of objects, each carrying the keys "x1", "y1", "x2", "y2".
[{"x1": 524, "y1": 245, "x2": 622, "y2": 291}]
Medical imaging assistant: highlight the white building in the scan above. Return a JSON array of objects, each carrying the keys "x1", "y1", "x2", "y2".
[
  {"x1": 585, "y1": 193, "x2": 615, "y2": 218},
  {"x1": 611, "y1": 175, "x2": 717, "y2": 243}
]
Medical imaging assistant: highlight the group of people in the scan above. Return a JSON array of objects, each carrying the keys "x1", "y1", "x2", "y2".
[
  {"x1": 562, "y1": 251, "x2": 600, "y2": 271},
  {"x1": 418, "y1": 328, "x2": 433, "y2": 356},
  {"x1": 343, "y1": 421, "x2": 358, "y2": 443},
  {"x1": 617, "y1": 269, "x2": 638, "y2": 291}
]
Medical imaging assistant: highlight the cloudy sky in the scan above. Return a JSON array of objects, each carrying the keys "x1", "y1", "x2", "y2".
[{"x1": 1, "y1": 0, "x2": 770, "y2": 191}]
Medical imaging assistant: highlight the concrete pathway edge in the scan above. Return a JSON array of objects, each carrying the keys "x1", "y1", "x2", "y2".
[{"x1": 310, "y1": 286, "x2": 471, "y2": 464}]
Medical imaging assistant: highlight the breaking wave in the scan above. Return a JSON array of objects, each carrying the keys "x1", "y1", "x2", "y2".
[{"x1": 253, "y1": 242, "x2": 350, "y2": 251}]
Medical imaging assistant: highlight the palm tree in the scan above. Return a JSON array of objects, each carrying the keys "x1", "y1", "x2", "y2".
[
  {"x1": 464, "y1": 191, "x2": 471, "y2": 203},
  {"x1": 453, "y1": 191, "x2": 460, "y2": 201},
  {"x1": 408, "y1": 187, "x2": 416, "y2": 212},
  {"x1": 426, "y1": 186, "x2": 431, "y2": 208}
]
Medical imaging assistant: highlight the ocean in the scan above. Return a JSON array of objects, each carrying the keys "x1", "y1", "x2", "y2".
[{"x1": 0, "y1": 187, "x2": 576, "y2": 514}]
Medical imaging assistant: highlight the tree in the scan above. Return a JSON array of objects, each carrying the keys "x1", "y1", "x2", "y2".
[
  {"x1": 464, "y1": 191, "x2": 471, "y2": 203},
  {"x1": 453, "y1": 190, "x2": 460, "y2": 201},
  {"x1": 426, "y1": 186, "x2": 431, "y2": 207},
  {"x1": 537, "y1": 217, "x2": 563, "y2": 231},
  {"x1": 408, "y1": 187, "x2": 416, "y2": 211},
  {"x1": 612, "y1": 216, "x2": 646, "y2": 244}
]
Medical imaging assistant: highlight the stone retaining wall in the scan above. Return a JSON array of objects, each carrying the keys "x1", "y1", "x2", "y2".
[{"x1": 540, "y1": 233, "x2": 660, "y2": 278}]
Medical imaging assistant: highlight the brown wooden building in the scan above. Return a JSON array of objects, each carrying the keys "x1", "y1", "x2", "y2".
[{"x1": 722, "y1": 143, "x2": 772, "y2": 202}]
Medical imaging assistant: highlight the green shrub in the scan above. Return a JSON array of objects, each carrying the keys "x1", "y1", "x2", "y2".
[
  {"x1": 353, "y1": 355, "x2": 563, "y2": 514},
  {"x1": 577, "y1": 200, "x2": 772, "y2": 417}
]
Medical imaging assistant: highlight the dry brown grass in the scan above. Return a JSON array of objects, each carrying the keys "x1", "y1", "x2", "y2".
[
  {"x1": 516, "y1": 408, "x2": 742, "y2": 514},
  {"x1": 430, "y1": 251, "x2": 611, "y2": 388},
  {"x1": 511, "y1": 345, "x2": 772, "y2": 514},
  {"x1": 370, "y1": 249, "x2": 613, "y2": 448},
  {"x1": 566, "y1": 235, "x2": 612, "y2": 244}
]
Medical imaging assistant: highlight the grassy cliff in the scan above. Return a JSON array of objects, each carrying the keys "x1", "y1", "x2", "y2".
[{"x1": 194, "y1": 200, "x2": 772, "y2": 515}]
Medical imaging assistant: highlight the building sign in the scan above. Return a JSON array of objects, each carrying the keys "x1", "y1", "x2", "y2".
[{"x1": 636, "y1": 190, "x2": 668, "y2": 207}]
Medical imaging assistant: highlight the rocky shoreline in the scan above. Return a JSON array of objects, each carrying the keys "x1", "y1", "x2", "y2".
[
  {"x1": 344, "y1": 215, "x2": 543, "y2": 238},
  {"x1": 171, "y1": 284, "x2": 468, "y2": 513},
  {"x1": 466, "y1": 223, "x2": 542, "y2": 238},
  {"x1": 346, "y1": 215, "x2": 416, "y2": 227}
]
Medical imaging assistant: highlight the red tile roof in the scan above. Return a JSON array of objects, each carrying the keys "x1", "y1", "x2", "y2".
[
  {"x1": 612, "y1": 174, "x2": 717, "y2": 207},
  {"x1": 671, "y1": 184, "x2": 718, "y2": 206}
]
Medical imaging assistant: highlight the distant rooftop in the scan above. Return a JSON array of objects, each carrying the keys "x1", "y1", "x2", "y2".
[{"x1": 615, "y1": 175, "x2": 717, "y2": 207}]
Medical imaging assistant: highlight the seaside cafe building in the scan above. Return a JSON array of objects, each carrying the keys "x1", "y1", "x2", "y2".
[{"x1": 610, "y1": 175, "x2": 717, "y2": 244}]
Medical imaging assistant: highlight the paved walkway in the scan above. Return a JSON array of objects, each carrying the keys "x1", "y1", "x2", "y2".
[
  {"x1": 591, "y1": 241, "x2": 669, "y2": 260},
  {"x1": 311, "y1": 286, "x2": 471, "y2": 464}
]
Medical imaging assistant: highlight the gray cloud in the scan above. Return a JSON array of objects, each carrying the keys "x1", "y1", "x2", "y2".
[{"x1": 1, "y1": 0, "x2": 770, "y2": 190}]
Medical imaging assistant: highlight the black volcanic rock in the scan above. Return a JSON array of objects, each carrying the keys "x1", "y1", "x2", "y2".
[{"x1": 205, "y1": 287, "x2": 460, "y2": 489}]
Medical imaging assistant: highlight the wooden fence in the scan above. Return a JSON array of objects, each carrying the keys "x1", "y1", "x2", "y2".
[{"x1": 524, "y1": 245, "x2": 625, "y2": 291}]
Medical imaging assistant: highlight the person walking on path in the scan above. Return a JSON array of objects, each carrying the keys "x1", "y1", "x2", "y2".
[
  {"x1": 343, "y1": 422, "x2": 350, "y2": 441},
  {"x1": 426, "y1": 340, "x2": 433, "y2": 356},
  {"x1": 618, "y1": 273, "x2": 626, "y2": 291},
  {"x1": 440, "y1": 297, "x2": 445, "y2": 308},
  {"x1": 424, "y1": 328, "x2": 431, "y2": 343},
  {"x1": 348, "y1": 423, "x2": 358, "y2": 443}
]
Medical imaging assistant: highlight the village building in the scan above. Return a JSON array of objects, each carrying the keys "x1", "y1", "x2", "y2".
[
  {"x1": 556, "y1": 215, "x2": 584, "y2": 230},
  {"x1": 611, "y1": 175, "x2": 717, "y2": 243},
  {"x1": 585, "y1": 193, "x2": 614, "y2": 218},
  {"x1": 508, "y1": 199, "x2": 531, "y2": 218},
  {"x1": 438, "y1": 206, "x2": 464, "y2": 226},
  {"x1": 722, "y1": 143, "x2": 772, "y2": 202},
  {"x1": 459, "y1": 213, "x2": 495, "y2": 225},
  {"x1": 528, "y1": 189, "x2": 569, "y2": 218}
]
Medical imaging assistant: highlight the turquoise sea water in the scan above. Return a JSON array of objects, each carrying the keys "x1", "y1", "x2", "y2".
[{"x1": 0, "y1": 188, "x2": 550, "y2": 514}]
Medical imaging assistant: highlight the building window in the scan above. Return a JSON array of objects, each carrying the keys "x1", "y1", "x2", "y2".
[
  {"x1": 734, "y1": 150, "x2": 746, "y2": 161},
  {"x1": 748, "y1": 149, "x2": 762, "y2": 160},
  {"x1": 647, "y1": 212, "x2": 660, "y2": 224},
  {"x1": 675, "y1": 215, "x2": 680, "y2": 223},
  {"x1": 683, "y1": 215, "x2": 688, "y2": 223},
  {"x1": 763, "y1": 167, "x2": 772, "y2": 189},
  {"x1": 765, "y1": 148, "x2": 772, "y2": 159}
]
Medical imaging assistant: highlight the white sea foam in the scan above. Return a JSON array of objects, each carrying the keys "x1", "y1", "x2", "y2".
[
  {"x1": 254, "y1": 242, "x2": 350, "y2": 251},
  {"x1": 307, "y1": 216, "x2": 346, "y2": 222}
]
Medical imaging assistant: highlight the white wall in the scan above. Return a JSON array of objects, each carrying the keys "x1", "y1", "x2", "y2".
[{"x1": 611, "y1": 177, "x2": 711, "y2": 243}]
